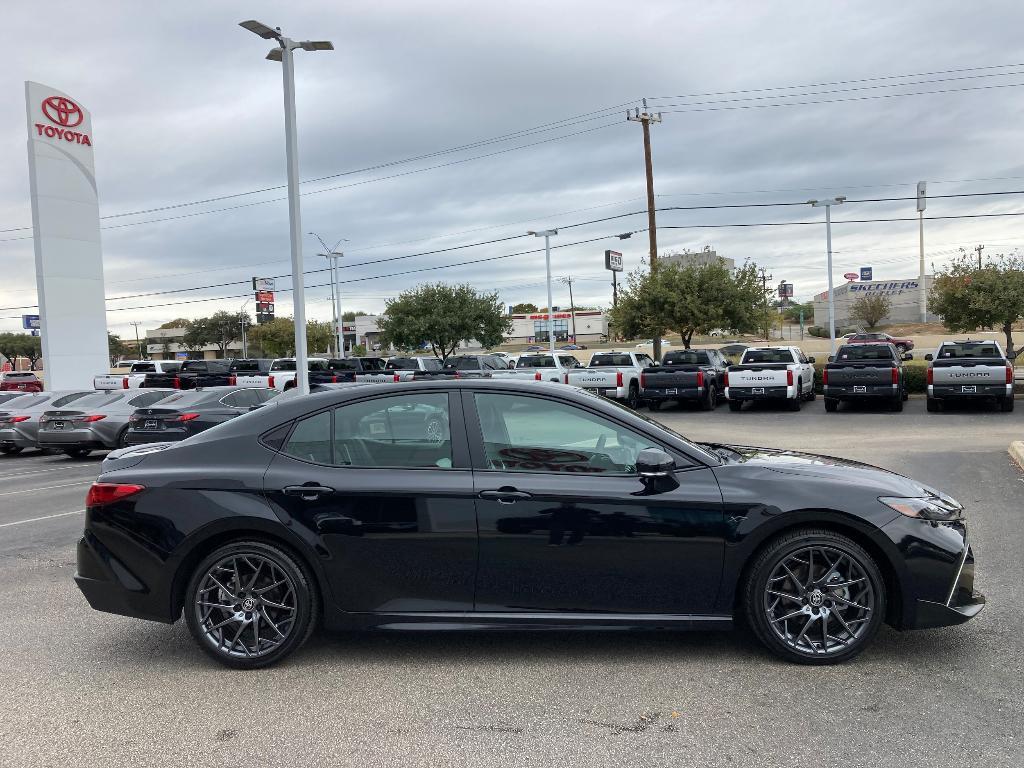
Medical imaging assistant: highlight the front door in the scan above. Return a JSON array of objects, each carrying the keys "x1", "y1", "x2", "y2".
[
  {"x1": 465, "y1": 391, "x2": 725, "y2": 615},
  {"x1": 263, "y1": 390, "x2": 478, "y2": 613}
]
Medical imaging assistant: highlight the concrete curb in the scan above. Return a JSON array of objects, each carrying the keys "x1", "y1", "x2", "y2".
[{"x1": 1010, "y1": 441, "x2": 1024, "y2": 471}]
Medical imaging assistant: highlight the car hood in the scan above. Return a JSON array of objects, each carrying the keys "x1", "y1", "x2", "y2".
[{"x1": 701, "y1": 442, "x2": 934, "y2": 497}]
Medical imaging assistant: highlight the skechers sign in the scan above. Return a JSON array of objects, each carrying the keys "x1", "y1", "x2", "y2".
[
  {"x1": 33, "y1": 96, "x2": 92, "y2": 146},
  {"x1": 848, "y1": 280, "x2": 919, "y2": 297}
]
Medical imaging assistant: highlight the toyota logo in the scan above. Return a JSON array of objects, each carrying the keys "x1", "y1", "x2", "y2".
[{"x1": 41, "y1": 96, "x2": 83, "y2": 128}]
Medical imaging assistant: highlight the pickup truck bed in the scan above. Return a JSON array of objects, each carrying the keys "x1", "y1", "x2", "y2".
[
  {"x1": 641, "y1": 366, "x2": 718, "y2": 410},
  {"x1": 928, "y1": 357, "x2": 1014, "y2": 412}
]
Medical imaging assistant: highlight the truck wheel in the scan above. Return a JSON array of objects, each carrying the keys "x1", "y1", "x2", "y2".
[
  {"x1": 625, "y1": 383, "x2": 640, "y2": 410},
  {"x1": 891, "y1": 396, "x2": 903, "y2": 412},
  {"x1": 1001, "y1": 396, "x2": 1015, "y2": 412},
  {"x1": 926, "y1": 397, "x2": 941, "y2": 413},
  {"x1": 728, "y1": 400, "x2": 743, "y2": 412},
  {"x1": 824, "y1": 398, "x2": 838, "y2": 413},
  {"x1": 902, "y1": 388, "x2": 909, "y2": 401},
  {"x1": 788, "y1": 383, "x2": 802, "y2": 411},
  {"x1": 647, "y1": 400, "x2": 661, "y2": 412},
  {"x1": 806, "y1": 387, "x2": 817, "y2": 401},
  {"x1": 700, "y1": 388, "x2": 714, "y2": 411}
]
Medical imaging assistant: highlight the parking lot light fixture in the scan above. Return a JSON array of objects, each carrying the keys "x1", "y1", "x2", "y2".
[
  {"x1": 808, "y1": 196, "x2": 846, "y2": 356},
  {"x1": 240, "y1": 19, "x2": 333, "y2": 394},
  {"x1": 529, "y1": 229, "x2": 559, "y2": 354}
]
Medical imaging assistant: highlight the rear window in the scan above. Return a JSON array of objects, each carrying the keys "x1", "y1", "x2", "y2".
[
  {"x1": 938, "y1": 342, "x2": 1003, "y2": 359},
  {"x1": 3, "y1": 372, "x2": 38, "y2": 379},
  {"x1": 741, "y1": 349, "x2": 795, "y2": 364},
  {"x1": 835, "y1": 345, "x2": 895, "y2": 361},
  {"x1": 517, "y1": 356, "x2": 555, "y2": 368},
  {"x1": 443, "y1": 357, "x2": 482, "y2": 371},
  {"x1": 230, "y1": 360, "x2": 265, "y2": 373},
  {"x1": 129, "y1": 363, "x2": 156, "y2": 373},
  {"x1": 358, "y1": 358, "x2": 386, "y2": 371},
  {"x1": 65, "y1": 392, "x2": 124, "y2": 409},
  {"x1": 328, "y1": 359, "x2": 357, "y2": 371},
  {"x1": 128, "y1": 391, "x2": 175, "y2": 407},
  {"x1": 663, "y1": 351, "x2": 711, "y2": 365},
  {"x1": 180, "y1": 361, "x2": 208, "y2": 372},
  {"x1": 3, "y1": 394, "x2": 48, "y2": 409},
  {"x1": 386, "y1": 358, "x2": 419, "y2": 370},
  {"x1": 590, "y1": 354, "x2": 633, "y2": 367}
]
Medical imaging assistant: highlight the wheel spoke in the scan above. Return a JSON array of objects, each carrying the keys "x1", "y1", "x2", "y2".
[
  {"x1": 261, "y1": 598, "x2": 294, "y2": 612},
  {"x1": 255, "y1": 579, "x2": 287, "y2": 595},
  {"x1": 770, "y1": 608, "x2": 806, "y2": 624},
  {"x1": 261, "y1": 608, "x2": 286, "y2": 638},
  {"x1": 245, "y1": 558, "x2": 264, "y2": 591},
  {"x1": 793, "y1": 615, "x2": 816, "y2": 649},
  {"x1": 767, "y1": 589, "x2": 802, "y2": 604},
  {"x1": 805, "y1": 549, "x2": 815, "y2": 588},
  {"x1": 832, "y1": 607, "x2": 857, "y2": 637},
  {"x1": 831, "y1": 594, "x2": 871, "y2": 613},
  {"x1": 207, "y1": 575, "x2": 237, "y2": 600}
]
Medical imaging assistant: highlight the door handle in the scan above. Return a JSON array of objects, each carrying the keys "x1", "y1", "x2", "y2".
[
  {"x1": 478, "y1": 489, "x2": 533, "y2": 504},
  {"x1": 283, "y1": 484, "x2": 334, "y2": 501}
]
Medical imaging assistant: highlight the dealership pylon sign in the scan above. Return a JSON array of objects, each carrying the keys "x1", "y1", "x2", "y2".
[{"x1": 25, "y1": 82, "x2": 108, "y2": 388}]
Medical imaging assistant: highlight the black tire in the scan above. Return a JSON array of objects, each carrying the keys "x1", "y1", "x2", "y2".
[
  {"x1": 891, "y1": 396, "x2": 903, "y2": 412},
  {"x1": 743, "y1": 527, "x2": 886, "y2": 665},
  {"x1": 926, "y1": 397, "x2": 941, "y2": 413},
  {"x1": 824, "y1": 398, "x2": 839, "y2": 413},
  {"x1": 728, "y1": 400, "x2": 743, "y2": 412},
  {"x1": 647, "y1": 400, "x2": 661, "y2": 412},
  {"x1": 788, "y1": 388, "x2": 802, "y2": 411},
  {"x1": 63, "y1": 448, "x2": 91, "y2": 458},
  {"x1": 1001, "y1": 396, "x2": 1015, "y2": 412},
  {"x1": 625, "y1": 383, "x2": 640, "y2": 410},
  {"x1": 184, "y1": 540, "x2": 317, "y2": 669},
  {"x1": 117, "y1": 428, "x2": 130, "y2": 449},
  {"x1": 699, "y1": 387, "x2": 714, "y2": 411},
  {"x1": 0, "y1": 445, "x2": 23, "y2": 455},
  {"x1": 902, "y1": 388, "x2": 909, "y2": 401}
]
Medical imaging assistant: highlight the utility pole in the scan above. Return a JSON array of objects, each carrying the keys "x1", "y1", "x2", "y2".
[
  {"x1": 129, "y1": 321, "x2": 144, "y2": 359},
  {"x1": 809, "y1": 197, "x2": 846, "y2": 356},
  {"x1": 917, "y1": 181, "x2": 927, "y2": 322},
  {"x1": 309, "y1": 233, "x2": 347, "y2": 357},
  {"x1": 627, "y1": 100, "x2": 663, "y2": 359},
  {"x1": 758, "y1": 269, "x2": 773, "y2": 344},
  {"x1": 529, "y1": 230, "x2": 558, "y2": 354},
  {"x1": 240, "y1": 298, "x2": 251, "y2": 358},
  {"x1": 561, "y1": 276, "x2": 577, "y2": 342},
  {"x1": 975, "y1": 244, "x2": 985, "y2": 269}
]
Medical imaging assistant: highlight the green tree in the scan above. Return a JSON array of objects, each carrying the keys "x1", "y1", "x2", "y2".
[
  {"x1": 107, "y1": 332, "x2": 128, "y2": 365},
  {"x1": 206, "y1": 310, "x2": 249, "y2": 357},
  {"x1": 930, "y1": 251, "x2": 1024, "y2": 356},
  {"x1": 849, "y1": 294, "x2": 892, "y2": 330},
  {"x1": 248, "y1": 317, "x2": 295, "y2": 358},
  {"x1": 510, "y1": 302, "x2": 539, "y2": 314},
  {"x1": 341, "y1": 310, "x2": 369, "y2": 322},
  {"x1": 609, "y1": 260, "x2": 768, "y2": 349},
  {"x1": 182, "y1": 317, "x2": 213, "y2": 354},
  {"x1": 306, "y1": 320, "x2": 334, "y2": 355},
  {"x1": 0, "y1": 333, "x2": 37, "y2": 370},
  {"x1": 159, "y1": 318, "x2": 190, "y2": 329},
  {"x1": 378, "y1": 283, "x2": 512, "y2": 360},
  {"x1": 782, "y1": 301, "x2": 814, "y2": 324}
]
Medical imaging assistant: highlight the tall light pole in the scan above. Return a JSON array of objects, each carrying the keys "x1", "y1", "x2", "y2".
[
  {"x1": 240, "y1": 298, "x2": 251, "y2": 358},
  {"x1": 309, "y1": 233, "x2": 347, "y2": 357},
  {"x1": 917, "y1": 181, "x2": 927, "y2": 322},
  {"x1": 129, "y1": 321, "x2": 144, "y2": 359},
  {"x1": 529, "y1": 229, "x2": 558, "y2": 354},
  {"x1": 808, "y1": 196, "x2": 846, "y2": 355},
  {"x1": 240, "y1": 20, "x2": 334, "y2": 394}
]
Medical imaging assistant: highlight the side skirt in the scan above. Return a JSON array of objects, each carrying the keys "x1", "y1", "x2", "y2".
[{"x1": 323, "y1": 610, "x2": 733, "y2": 632}]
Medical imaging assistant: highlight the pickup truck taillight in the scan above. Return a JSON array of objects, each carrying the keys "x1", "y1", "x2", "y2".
[
  {"x1": 534, "y1": 372, "x2": 542, "y2": 381},
  {"x1": 122, "y1": 377, "x2": 129, "y2": 389},
  {"x1": 696, "y1": 371, "x2": 704, "y2": 388},
  {"x1": 640, "y1": 372, "x2": 647, "y2": 388},
  {"x1": 563, "y1": 373, "x2": 569, "y2": 384},
  {"x1": 268, "y1": 375, "x2": 275, "y2": 388},
  {"x1": 723, "y1": 372, "x2": 729, "y2": 387},
  {"x1": 822, "y1": 369, "x2": 829, "y2": 385},
  {"x1": 892, "y1": 367, "x2": 899, "y2": 384},
  {"x1": 1008, "y1": 366, "x2": 1015, "y2": 385},
  {"x1": 172, "y1": 376, "x2": 181, "y2": 389},
  {"x1": 787, "y1": 369, "x2": 794, "y2": 386},
  {"x1": 228, "y1": 375, "x2": 237, "y2": 385},
  {"x1": 616, "y1": 371, "x2": 623, "y2": 388},
  {"x1": 331, "y1": 375, "x2": 338, "y2": 383},
  {"x1": 927, "y1": 368, "x2": 933, "y2": 385},
  {"x1": 394, "y1": 374, "x2": 401, "y2": 382}
]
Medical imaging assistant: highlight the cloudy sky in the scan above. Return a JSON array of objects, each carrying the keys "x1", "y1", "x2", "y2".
[{"x1": 4, "y1": 0, "x2": 1024, "y2": 338}]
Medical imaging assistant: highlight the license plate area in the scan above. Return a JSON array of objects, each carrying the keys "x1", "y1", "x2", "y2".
[
  {"x1": 52, "y1": 421, "x2": 65, "y2": 430},
  {"x1": 144, "y1": 420, "x2": 159, "y2": 429},
  {"x1": 853, "y1": 385, "x2": 867, "y2": 393},
  {"x1": 962, "y1": 385, "x2": 977, "y2": 394},
  {"x1": 666, "y1": 388, "x2": 678, "y2": 395},
  {"x1": 752, "y1": 387, "x2": 765, "y2": 395}
]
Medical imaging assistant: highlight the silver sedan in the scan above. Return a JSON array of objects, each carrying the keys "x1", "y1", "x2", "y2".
[{"x1": 36, "y1": 389, "x2": 177, "y2": 457}]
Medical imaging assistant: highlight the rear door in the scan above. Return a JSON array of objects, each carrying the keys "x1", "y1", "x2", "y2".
[{"x1": 263, "y1": 390, "x2": 478, "y2": 613}]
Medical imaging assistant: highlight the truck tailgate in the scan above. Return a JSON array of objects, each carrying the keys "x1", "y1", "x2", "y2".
[
  {"x1": 931, "y1": 360, "x2": 1007, "y2": 385},
  {"x1": 567, "y1": 370, "x2": 619, "y2": 389},
  {"x1": 642, "y1": 368, "x2": 701, "y2": 390},
  {"x1": 727, "y1": 365, "x2": 789, "y2": 387},
  {"x1": 825, "y1": 364, "x2": 894, "y2": 387}
]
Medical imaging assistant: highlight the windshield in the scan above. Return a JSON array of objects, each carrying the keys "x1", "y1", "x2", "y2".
[
  {"x1": 835, "y1": 345, "x2": 894, "y2": 361},
  {"x1": 590, "y1": 354, "x2": 633, "y2": 367},
  {"x1": 937, "y1": 342, "x2": 1003, "y2": 359},
  {"x1": 741, "y1": 349, "x2": 795, "y2": 364},
  {"x1": 663, "y1": 351, "x2": 711, "y2": 365},
  {"x1": 517, "y1": 356, "x2": 556, "y2": 368}
]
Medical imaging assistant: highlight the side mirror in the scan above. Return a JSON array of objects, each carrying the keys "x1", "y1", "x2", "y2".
[
  {"x1": 636, "y1": 447, "x2": 674, "y2": 477},
  {"x1": 924, "y1": 353, "x2": 933, "y2": 361},
  {"x1": 827, "y1": 355, "x2": 834, "y2": 363},
  {"x1": 902, "y1": 353, "x2": 913, "y2": 361},
  {"x1": 807, "y1": 356, "x2": 816, "y2": 364}
]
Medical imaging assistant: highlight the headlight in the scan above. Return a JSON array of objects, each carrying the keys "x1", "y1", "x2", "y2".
[{"x1": 879, "y1": 495, "x2": 963, "y2": 521}]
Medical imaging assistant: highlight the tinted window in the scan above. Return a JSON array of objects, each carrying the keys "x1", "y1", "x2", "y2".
[
  {"x1": 180, "y1": 361, "x2": 209, "y2": 372},
  {"x1": 559, "y1": 356, "x2": 579, "y2": 368},
  {"x1": 474, "y1": 393, "x2": 659, "y2": 475},
  {"x1": 590, "y1": 354, "x2": 633, "y2": 366},
  {"x1": 52, "y1": 392, "x2": 92, "y2": 408},
  {"x1": 3, "y1": 394, "x2": 48, "y2": 409},
  {"x1": 254, "y1": 388, "x2": 279, "y2": 402},
  {"x1": 835, "y1": 345, "x2": 894, "y2": 361},
  {"x1": 230, "y1": 360, "x2": 265, "y2": 373},
  {"x1": 517, "y1": 356, "x2": 556, "y2": 368},
  {"x1": 128, "y1": 391, "x2": 174, "y2": 407},
  {"x1": 334, "y1": 393, "x2": 452, "y2": 469},
  {"x1": 424, "y1": 358, "x2": 441, "y2": 371},
  {"x1": 444, "y1": 357, "x2": 481, "y2": 371},
  {"x1": 328, "y1": 359, "x2": 358, "y2": 371},
  {"x1": 271, "y1": 360, "x2": 297, "y2": 371},
  {"x1": 130, "y1": 363, "x2": 156, "y2": 373},
  {"x1": 663, "y1": 351, "x2": 711, "y2": 365},
  {"x1": 385, "y1": 358, "x2": 419, "y2": 370},
  {"x1": 283, "y1": 411, "x2": 333, "y2": 464},
  {"x1": 938, "y1": 342, "x2": 1003, "y2": 359},
  {"x1": 741, "y1": 349, "x2": 795, "y2": 364},
  {"x1": 222, "y1": 389, "x2": 261, "y2": 408},
  {"x1": 359, "y1": 358, "x2": 386, "y2": 371},
  {"x1": 3, "y1": 372, "x2": 38, "y2": 379},
  {"x1": 64, "y1": 392, "x2": 124, "y2": 409}
]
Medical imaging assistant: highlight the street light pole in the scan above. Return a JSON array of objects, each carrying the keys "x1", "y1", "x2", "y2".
[
  {"x1": 809, "y1": 196, "x2": 846, "y2": 356},
  {"x1": 240, "y1": 298, "x2": 251, "y2": 357},
  {"x1": 529, "y1": 230, "x2": 558, "y2": 354},
  {"x1": 240, "y1": 20, "x2": 334, "y2": 395},
  {"x1": 309, "y1": 233, "x2": 347, "y2": 357}
]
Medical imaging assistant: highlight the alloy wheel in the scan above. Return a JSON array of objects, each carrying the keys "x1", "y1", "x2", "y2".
[
  {"x1": 193, "y1": 554, "x2": 298, "y2": 659},
  {"x1": 762, "y1": 545, "x2": 876, "y2": 656}
]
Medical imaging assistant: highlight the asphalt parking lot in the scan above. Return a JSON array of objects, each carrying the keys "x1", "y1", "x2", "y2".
[{"x1": 1, "y1": 397, "x2": 1021, "y2": 767}]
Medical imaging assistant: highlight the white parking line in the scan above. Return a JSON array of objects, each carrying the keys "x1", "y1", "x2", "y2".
[
  {"x1": 0, "y1": 466, "x2": 98, "y2": 480},
  {"x1": 0, "y1": 481, "x2": 93, "y2": 497},
  {"x1": 0, "y1": 509, "x2": 84, "y2": 528}
]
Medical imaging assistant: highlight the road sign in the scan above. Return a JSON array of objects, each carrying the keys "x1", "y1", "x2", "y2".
[
  {"x1": 252, "y1": 277, "x2": 275, "y2": 291},
  {"x1": 778, "y1": 282, "x2": 794, "y2": 298},
  {"x1": 843, "y1": 272, "x2": 859, "y2": 281},
  {"x1": 256, "y1": 290, "x2": 275, "y2": 303},
  {"x1": 604, "y1": 250, "x2": 623, "y2": 272},
  {"x1": 860, "y1": 267, "x2": 873, "y2": 281},
  {"x1": 22, "y1": 314, "x2": 40, "y2": 330}
]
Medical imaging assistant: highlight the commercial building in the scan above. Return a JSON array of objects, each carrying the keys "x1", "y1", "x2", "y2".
[
  {"x1": 505, "y1": 310, "x2": 608, "y2": 344},
  {"x1": 812, "y1": 276, "x2": 938, "y2": 329},
  {"x1": 659, "y1": 247, "x2": 735, "y2": 271}
]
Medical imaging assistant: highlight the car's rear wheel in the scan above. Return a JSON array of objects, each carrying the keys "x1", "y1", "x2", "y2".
[
  {"x1": 1001, "y1": 396, "x2": 1015, "y2": 412},
  {"x1": 625, "y1": 383, "x2": 640, "y2": 410},
  {"x1": 891, "y1": 396, "x2": 903, "y2": 412},
  {"x1": 700, "y1": 387, "x2": 714, "y2": 411},
  {"x1": 824, "y1": 398, "x2": 839, "y2": 412},
  {"x1": 788, "y1": 385, "x2": 802, "y2": 411},
  {"x1": 117, "y1": 429, "x2": 130, "y2": 449},
  {"x1": 63, "y1": 448, "x2": 91, "y2": 458},
  {"x1": 647, "y1": 400, "x2": 661, "y2": 412},
  {"x1": 728, "y1": 400, "x2": 742, "y2": 412},
  {"x1": 184, "y1": 540, "x2": 317, "y2": 669},
  {"x1": 926, "y1": 397, "x2": 941, "y2": 413},
  {"x1": 744, "y1": 528, "x2": 886, "y2": 665},
  {"x1": 0, "y1": 445, "x2": 22, "y2": 455}
]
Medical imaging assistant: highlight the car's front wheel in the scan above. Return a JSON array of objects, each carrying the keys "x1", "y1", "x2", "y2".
[
  {"x1": 184, "y1": 540, "x2": 318, "y2": 669},
  {"x1": 744, "y1": 528, "x2": 886, "y2": 664}
]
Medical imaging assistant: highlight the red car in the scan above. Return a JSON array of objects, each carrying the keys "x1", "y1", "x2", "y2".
[
  {"x1": 847, "y1": 332, "x2": 915, "y2": 352},
  {"x1": 0, "y1": 371, "x2": 43, "y2": 392}
]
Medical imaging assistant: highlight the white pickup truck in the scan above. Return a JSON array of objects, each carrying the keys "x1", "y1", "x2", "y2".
[
  {"x1": 514, "y1": 353, "x2": 583, "y2": 383},
  {"x1": 565, "y1": 351, "x2": 655, "y2": 409},
  {"x1": 925, "y1": 339, "x2": 1015, "y2": 412},
  {"x1": 725, "y1": 346, "x2": 816, "y2": 412},
  {"x1": 94, "y1": 361, "x2": 181, "y2": 390},
  {"x1": 385, "y1": 356, "x2": 443, "y2": 382},
  {"x1": 229, "y1": 357, "x2": 332, "y2": 391}
]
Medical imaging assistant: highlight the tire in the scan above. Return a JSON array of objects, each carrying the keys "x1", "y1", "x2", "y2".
[
  {"x1": 824, "y1": 398, "x2": 839, "y2": 413},
  {"x1": 0, "y1": 445, "x2": 23, "y2": 455},
  {"x1": 184, "y1": 540, "x2": 318, "y2": 670},
  {"x1": 926, "y1": 397, "x2": 940, "y2": 413},
  {"x1": 647, "y1": 400, "x2": 661, "y2": 412},
  {"x1": 1001, "y1": 396, "x2": 1015, "y2": 412},
  {"x1": 895, "y1": 344, "x2": 907, "y2": 354},
  {"x1": 743, "y1": 527, "x2": 886, "y2": 665},
  {"x1": 699, "y1": 387, "x2": 714, "y2": 411},
  {"x1": 788, "y1": 385, "x2": 802, "y2": 411},
  {"x1": 902, "y1": 388, "x2": 909, "y2": 402},
  {"x1": 806, "y1": 387, "x2": 817, "y2": 402},
  {"x1": 625, "y1": 383, "x2": 640, "y2": 410},
  {"x1": 728, "y1": 400, "x2": 743, "y2": 412},
  {"x1": 891, "y1": 396, "x2": 903, "y2": 412},
  {"x1": 117, "y1": 429, "x2": 130, "y2": 449},
  {"x1": 63, "y1": 448, "x2": 91, "y2": 458}
]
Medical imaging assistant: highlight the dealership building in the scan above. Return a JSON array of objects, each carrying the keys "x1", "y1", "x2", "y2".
[{"x1": 812, "y1": 276, "x2": 939, "y2": 329}]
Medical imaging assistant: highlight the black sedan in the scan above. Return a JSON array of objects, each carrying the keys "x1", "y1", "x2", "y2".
[
  {"x1": 76, "y1": 380, "x2": 983, "y2": 669},
  {"x1": 124, "y1": 386, "x2": 278, "y2": 445}
]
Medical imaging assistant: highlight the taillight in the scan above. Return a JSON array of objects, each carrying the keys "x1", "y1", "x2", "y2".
[
  {"x1": 534, "y1": 372, "x2": 542, "y2": 381},
  {"x1": 175, "y1": 413, "x2": 200, "y2": 422},
  {"x1": 394, "y1": 373, "x2": 401, "y2": 382},
  {"x1": 787, "y1": 369, "x2": 794, "y2": 386},
  {"x1": 563, "y1": 373, "x2": 569, "y2": 384},
  {"x1": 822, "y1": 369, "x2": 829, "y2": 385},
  {"x1": 640, "y1": 372, "x2": 647, "y2": 388},
  {"x1": 891, "y1": 367, "x2": 899, "y2": 385},
  {"x1": 10, "y1": 415, "x2": 29, "y2": 423},
  {"x1": 1008, "y1": 366, "x2": 1014, "y2": 385},
  {"x1": 122, "y1": 377, "x2": 129, "y2": 389},
  {"x1": 82, "y1": 414, "x2": 106, "y2": 423},
  {"x1": 616, "y1": 371, "x2": 623, "y2": 388},
  {"x1": 228, "y1": 375, "x2": 237, "y2": 385},
  {"x1": 696, "y1": 371, "x2": 704, "y2": 388},
  {"x1": 454, "y1": 371, "x2": 462, "y2": 379},
  {"x1": 173, "y1": 376, "x2": 180, "y2": 389},
  {"x1": 331, "y1": 375, "x2": 338, "y2": 383},
  {"x1": 268, "y1": 375, "x2": 275, "y2": 388},
  {"x1": 927, "y1": 368, "x2": 933, "y2": 385},
  {"x1": 86, "y1": 482, "x2": 145, "y2": 507},
  {"x1": 723, "y1": 372, "x2": 729, "y2": 387}
]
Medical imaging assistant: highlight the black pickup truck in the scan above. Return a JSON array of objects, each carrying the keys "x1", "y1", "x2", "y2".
[
  {"x1": 140, "y1": 358, "x2": 234, "y2": 389},
  {"x1": 640, "y1": 349, "x2": 730, "y2": 411},
  {"x1": 823, "y1": 343, "x2": 910, "y2": 412}
]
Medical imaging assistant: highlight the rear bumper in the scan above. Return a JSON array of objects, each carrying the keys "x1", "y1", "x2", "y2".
[
  {"x1": 930, "y1": 384, "x2": 1011, "y2": 399},
  {"x1": 74, "y1": 532, "x2": 175, "y2": 624},
  {"x1": 726, "y1": 385, "x2": 790, "y2": 401},
  {"x1": 125, "y1": 429, "x2": 188, "y2": 445},
  {"x1": 0, "y1": 427, "x2": 36, "y2": 448},
  {"x1": 644, "y1": 387, "x2": 702, "y2": 401},
  {"x1": 824, "y1": 384, "x2": 898, "y2": 399},
  {"x1": 37, "y1": 428, "x2": 106, "y2": 449}
]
